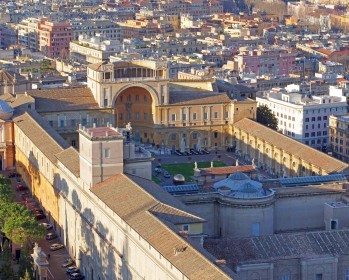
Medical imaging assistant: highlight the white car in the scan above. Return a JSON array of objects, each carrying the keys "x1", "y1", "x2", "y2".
[
  {"x1": 40, "y1": 222, "x2": 53, "y2": 230},
  {"x1": 50, "y1": 243, "x2": 64, "y2": 251}
]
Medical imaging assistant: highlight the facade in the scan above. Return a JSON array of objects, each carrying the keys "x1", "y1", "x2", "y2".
[
  {"x1": 0, "y1": 70, "x2": 32, "y2": 96},
  {"x1": 38, "y1": 19, "x2": 73, "y2": 59},
  {"x1": 232, "y1": 118, "x2": 349, "y2": 177},
  {"x1": 70, "y1": 35, "x2": 122, "y2": 64},
  {"x1": 70, "y1": 20, "x2": 122, "y2": 41},
  {"x1": 256, "y1": 88, "x2": 348, "y2": 150},
  {"x1": 17, "y1": 17, "x2": 41, "y2": 51},
  {"x1": 234, "y1": 46, "x2": 297, "y2": 76},
  {"x1": 87, "y1": 59, "x2": 256, "y2": 151},
  {"x1": 329, "y1": 114, "x2": 349, "y2": 163}
]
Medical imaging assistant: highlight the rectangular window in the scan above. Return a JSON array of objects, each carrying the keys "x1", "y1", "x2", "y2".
[
  {"x1": 143, "y1": 113, "x2": 147, "y2": 120},
  {"x1": 71, "y1": 120, "x2": 76, "y2": 127},
  {"x1": 192, "y1": 133, "x2": 197, "y2": 140},
  {"x1": 49, "y1": 121, "x2": 53, "y2": 127},
  {"x1": 214, "y1": 112, "x2": 218, "y2": 118},
  {"x1": 281, "y1": 275, "x2": 290, "y2": 280},
  {"x1": 171, "y1": 114, "x2": 176, "y2": 121},
  {"x1": 345, "y1": 269, "x2": 349, "y2": 280},
  {"x1": 193, "y1": 113, "x2": 197, "y2": 120},
  {"x1": 182, "y1": 113, "x2": 186, "y2": 121},
  {"x1": 135, "y1": 112, "x2": 140, "y2": 120},
  {"x1": 71, "y1": 140, "x2": 76, "y2": 147},
  {"x1": 182, "y1": 224, "x2": 189, "y2": 231},
  {"x1": 60, "y1": 120, "x2": 65, "y2": 128},
  {"x1": 105, "y1": 148, "x2": 110, "y2": 158},
  {"x1": 315, "y1": 274, "x2": 322, "y2": 280},
  {"x1": 119, "y1": 113, "x2": 123, "y2": 120},
  {"x1": 204, "y1": 112, "x2": 208, "y2": 119}
]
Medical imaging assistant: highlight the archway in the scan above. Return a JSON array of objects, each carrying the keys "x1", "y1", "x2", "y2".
[{"x1": 114, "y1": 86, "x2": 155, "y2": 142}]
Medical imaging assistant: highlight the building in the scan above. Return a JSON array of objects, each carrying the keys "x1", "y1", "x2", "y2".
[
  {"x1": 70, "y1": 35, "x2": 122, "y2": 64},
  {"x1": 5, "y1": 102, "x2": 235, "y2": 279},
  {"x1": 87, "y1": 59, "x2": 256, "y2": 150},
  {"x1": 70, "y1": 20, "x2": 122, "y2": 41},
  {"x1": 17, "y1": 18, "x2": 41, "y2": 51},
  {"x1": 0, "y1": 70, "x2": 32, "y2": 96},
  {"x1": 234, "y1": 46, "x2": 297, "y2": 76},
  {"x1": 329, "y1": 114, "x2": 349, "y2": 163},
  {"x1": 256, "y1": 87, "x2": 348, "y2": 150},
  {"x1": 38, "y1": 19, "x2": 73, "y2": 59}
]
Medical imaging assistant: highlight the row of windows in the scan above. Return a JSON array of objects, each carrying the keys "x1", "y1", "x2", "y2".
[
  {"x1": 170, "y1": 132, "x2": 219, "y2": 140},
  {"x1": 171, "y1": 111, "x2": 227, "y2": 121},
  {"x1": 49, "y1": 118, "x2": 109, "y2": 128},
  {"x1": 118, "y1": 112, "x2": 148, "y2": 121},
  {"x1": 305, "y1": 131, "x2": 327, "y2": 137},
  {"x1": 306, "y1": 123, "x2": 327, "y2": 129},
  {"x1": 118, "y1": 95, "x2": 148, "y2": 102},
  {"x1": 305, "y1": 116, "x2": 328, "y2": 122},
  {"x1": 305, "y1": 138, "x2": 327, "y2": 145}
]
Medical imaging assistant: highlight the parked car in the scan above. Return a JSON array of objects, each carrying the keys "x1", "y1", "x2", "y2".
[
  {"x1": 40, "y1": 222, "x2": 53, "y2": 230},
  {"x1": 163, "y1": 172, "x2": 171, "y2": 178},
  {"x1": 66, "y1": 266, "x2": 80, "y2": 275},
  {"x1": 35, "y1": 213, "x2": 46, "y2": 220},
  {"x1": 50, "y1": 243, "x2": 64, "y2": 251},
  {"x1": 62, "y1": 258, "x2": 75, "y2": 268},
  {"x1": 16, "y1": 183, "x2": 27, "y2": 191},
  {"x1": 46, "y1": 233, "x2": 57, "y2": 240},
  {"x1": 70, "y1": 273, "x2": 85, "y2": 280}
]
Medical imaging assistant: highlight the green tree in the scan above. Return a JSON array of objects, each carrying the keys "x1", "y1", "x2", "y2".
[
  {"x1": 0, "y1": 175, "x2": 14, "y2": 204},
  {"x1": 0, "y1": 240, "x2": 15, "y2": 280},
  {"x1": 18, "y1": 243, "x2": 34, "y2": 280},
  {"x1": 257, "y1": 105, "x2": 278, "y2": 130},
  {"x1": 0, "y1": 203, "x2": 46, "y2": 245}
]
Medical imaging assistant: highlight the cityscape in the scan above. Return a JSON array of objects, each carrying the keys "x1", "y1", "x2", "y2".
[{"x1": 1, "y1": 0, "x2": 349, "y2": 279}]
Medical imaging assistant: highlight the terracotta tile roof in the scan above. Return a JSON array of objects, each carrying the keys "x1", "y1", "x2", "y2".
[
  {"x1": 91, "y1": 174, "x2": 233, "y2": 280},
  {"x1": 55, "y1": 147, "x2": 80, "y2": 177},
  {"x1": 26, "y1": 88, "x2": 100, "y2": 112},
  {"x1": 233, "y1": 118, "x2": 349, "y2": 174},
  {"x1": 150, "y1": 203, "x2": 205, "y2": 225},
  {"x1": 169, "y1": 91, "x2": 231, "y2": 105},
  {"x1": 200, "y1": 165, "x2": 255, "y2": 176},
  {"x1": 87, "y1": 62, "x2": 104, "y2": 71},
  {"x1": 204, "y1": 230, "x2": 349, "y2": 268},
  {"x1": 13, "y1": 109, "x2": 69, "y2": 163}
]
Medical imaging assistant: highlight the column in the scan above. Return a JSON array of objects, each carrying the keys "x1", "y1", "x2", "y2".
[
  {"x1": 180, "y1": 108, "x2": 183, "y2": 122},
  {"x1": 1, "y1": 125, "x2": 4, "y2": 143},
  {"x1": 221, "y1": 105, "x2": 225, "y2": 122},
  {"x1": 186, "y1": 107, "x2": 190, "y2": 123},
  {"x1": 165, "y1": 108, "x2": 169, "y2": 125},
  {"x1": 201, "y1": 106, "x2": 205, "y2": 124}
]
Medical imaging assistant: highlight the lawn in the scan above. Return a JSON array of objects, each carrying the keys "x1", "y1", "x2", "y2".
[
  {"x1": 152, "y1": 175, "x2": 161, "y2": 184},
  {"x1": 162, "y1": 161, "x2": 226, "y2": 182}
]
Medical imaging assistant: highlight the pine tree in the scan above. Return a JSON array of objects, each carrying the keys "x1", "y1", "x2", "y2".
[{"x1": 0, "y1": 240, "x2": 15, "y2": 280}]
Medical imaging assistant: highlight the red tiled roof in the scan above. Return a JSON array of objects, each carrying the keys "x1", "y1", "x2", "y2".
[{"x1": 200, "y1": 165, "x2": 255, "y2": 176}]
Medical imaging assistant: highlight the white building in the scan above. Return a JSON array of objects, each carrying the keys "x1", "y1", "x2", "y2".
[{"x1": 257, "y1": 87, "x2": 348, "y2": 150}]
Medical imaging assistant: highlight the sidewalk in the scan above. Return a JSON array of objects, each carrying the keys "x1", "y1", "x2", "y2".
[{"x1": 7, "y1": 172, "x2": 71, "y2": 280}]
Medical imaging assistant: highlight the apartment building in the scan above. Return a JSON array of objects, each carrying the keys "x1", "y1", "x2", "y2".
[
  {"x1": 234, "y1": 46, "x2": 297, "y2": 76},
  {"x1": 17, "y1": 17, "x2": 41, "y2": 51},
  {"x1": 329, "y1": 114, "x2": 349, "y2": 163},
  {"x1": 38, "y1": 19, "x2": 73, "y2": 59},
  {"x1": 70, "y1": 20, "x2": 122, "y2": 41},
  {"x1": 257, "y1": 87, "x2": 348, "y2": 150},
  {"x1": 70, "y1": 35, "x2": 122, "y2": 64}
]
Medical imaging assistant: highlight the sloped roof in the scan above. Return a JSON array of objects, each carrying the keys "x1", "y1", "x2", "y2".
[
  {"x1": 26, "y1": 87, "x2": 100, "y2": 112},
  {"x1": 234, "y1": 118, "x2": 349, "y2": 174},
  {"x1": 91, "y1": 174, "x2": 233, "y2": 280},
  {"x1": 55, "y1": 147, "x2": 80, "y2": 177},
  {"x1": 169, "y1": 91, "x2": 231, "y2": 105},
  {"x1": 200, "y1": 165, "x2": 255, "y2": 176},
  {"x1": 204, "y1": 230, "x2": 349, "y2": 269}
]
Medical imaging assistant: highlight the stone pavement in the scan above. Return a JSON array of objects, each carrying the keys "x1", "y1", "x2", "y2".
[{"x1": 7, "y1": 173, "x2": 72, "y2": 280}]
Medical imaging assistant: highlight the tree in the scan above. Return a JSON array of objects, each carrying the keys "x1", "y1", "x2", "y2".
[
  {"x1": 0, "y1": 175, "x2": 14, "y2": 204},
  {"x1": 0, "y1": 203, "x2": 46, "y2": 245},
  {"x1": 257, "y1": 105, "x2": 278, "y2": 130},
  {"x1": 0, "y1": 240, "x2": 15, "y2": 280},
  {"x1": 20, "y1": 270, "x2": 32, "y2": 280},
  {"x1": 18, "y1": 244, "x2": 34, "y2": 280}
]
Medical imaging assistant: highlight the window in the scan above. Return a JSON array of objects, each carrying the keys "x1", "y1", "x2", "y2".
[
  {"x1": 105, "y1": 148, "x2": 110, "y2": 158},
  {"x1": 71, "y1": 120, "x2": 76, "y2": 127},
  {"x1": 127, "y1": 95, "x2": 131, "y2": 102},
  {"x1": 49, "y1": 121, "x2": 53, "y2": 127},
  {"x1": 182, "y1": 113, "x2": 186, "y2": 121},
  {"x1": 252, "y1": 223, "x2": 260, "y2": 236},
  {"x1": 119, "y1": 113, "x2": 123, "y2": 120},
  {"x1": 345, "y1": 269, "x2": 349, "y2": 280},
  {"x1": 305, "y1": 133, "x2": 309, "y2": 138},
  {"x1": 281, "y1": 275, "x2": 290, "y2": 280},
  {"x1": 192, "y1": 133, "x2": 197, "y2": 140},
  {"x1": 171, "y1": 114, "x2": 176, "y2": 121},
  {"x1": 143, "y1": 113, "x2": 147, "y2": 120},
  {"x1": 135, "y1": 112, "x2": 139, "y2": 120},
  {"x1": 71, "y1": 140, "x2": 76, "y2": 147},
  {"x1": 135, "y1": 95, "x2": 139, "y2": 101},
  {"x1": 305, "y1": 118, "x2": 309, "y2": 122},
  {"x1": 144, "y1": 95, "x2": 147, "y2": 102},
  {"x1": 182, "y1": 224, "x2": 189, "y2": 231},
  {"x1": 331, "y1": 220, "x2": 338, "y2": 230},
  {"x1": 214, "y1": 112, "x2": 218, "y2": 118},
  {"x1": 60, "y1": 120, "x2": 65, "y2": 127},
  {"x1": 204, "y1": 112, "x2": 208, "y2": 119},
  {"x1": 214, "y1": 132, "x2": 218, "y2": 138},
  {"x1": 315, "y1": 274, "x2": 322, "y2": 280},
  {"x1": 193, "y1": 113, "x2": 197, "y2": 120},
  {"x1": 171, "y1": 134, "x2": 176, "y2": 140}
]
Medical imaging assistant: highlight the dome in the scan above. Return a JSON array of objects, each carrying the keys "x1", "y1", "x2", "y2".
[
  {"x1": 173, "y1": 174, "x2": 185, "y2": 181},
  {"x1": 0, "y1": 100, "x2": 14, "y2": 120},
  {"x1": 228, "y1": 171, "x2": 249, "y2": 180},
  {"x1": 238, "y1": 182, "x2": 259, "y2": 193}
]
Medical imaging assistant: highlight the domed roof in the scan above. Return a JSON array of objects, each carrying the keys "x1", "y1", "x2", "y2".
[
  {"x1": 0, "y1": 100, "x2": 14, "y2": 120},
  {"x1": 173, "y1": 174, "x2": 185, "y2": 181},
  {"x1": 228, "y1": 171, "x2": 249, "y2": 181},
  {"x1": 238, "y1": 182, "x2": 259, "y2": 193}
]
